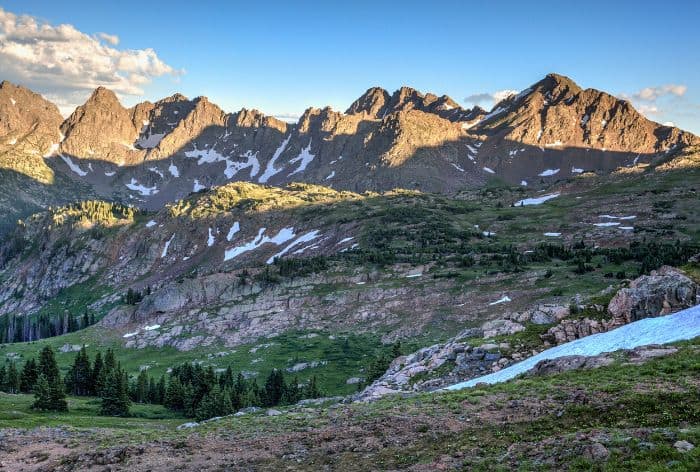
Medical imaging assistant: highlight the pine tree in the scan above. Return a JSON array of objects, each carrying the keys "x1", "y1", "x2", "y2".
[
  {"x1": 20, "y1": 358, "x2": 39, "y2": 393},
  {"x1": 304, "y1": 376, "x2": 321, "y2": 399},
  {"x1": 0, "y1": 364, "x2": 6, "y2": 391},
  {"x1": 92, "y1": 351, "x2": 105, "y2": 396},
  {"x1": 100, "y1": 363, "x2": 130, "y2": 416},
  {"x1": 37, "y1": 346, "x2": 60, "y2": 382},
  {"x1": 31, "y1": 374, "x2": 52, "y2": 410},
  {"x1": 156, "y1": 375, "x2": 166, "y2": 404},
  {"x1": 195, "y1": 384, "x2": 223, "y2": 421},
  {"x1": 134, "y1": 370, "x2": 149, "y2": 403},
  {"x1": 67, "y1": 346, "x2": 91, "y2": 396},
  {"x1": 282, "y1": 376, "x2": 300, "y2": 405},
  {"x1": 6, "y1": 362, "x2": 20, "y2": 394},
  {"x1": 264, "y1": 369, "x2": 285, "y2": 406},
  {"x1": 164, "y1": 377, "x2": 185, "y2": 411}
]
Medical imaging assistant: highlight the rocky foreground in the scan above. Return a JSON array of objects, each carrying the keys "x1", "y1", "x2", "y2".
[{"x1": 0, "y1": 338, "x2": 698, "y2": 471}]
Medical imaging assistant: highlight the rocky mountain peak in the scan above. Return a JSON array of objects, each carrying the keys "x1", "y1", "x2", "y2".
[
  {"x1": 346, "y1": 87, "x2": 390, "y2": 117},
  {"x1": 59, "y1": 86, "x2": 141, "y2": 164},
  {"x1": 0, "y1": 80, "x2": 64, "y2": 183}
]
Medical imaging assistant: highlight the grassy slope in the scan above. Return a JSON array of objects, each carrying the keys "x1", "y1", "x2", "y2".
[
  {"x1": 1, "y1": 338, "x2": 697, "y2": 470},
  {"x1": 1, "y1": 165, "x2": 699, "y2": 400}
]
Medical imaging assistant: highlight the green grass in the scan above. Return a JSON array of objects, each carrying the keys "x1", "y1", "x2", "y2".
[{"x1": 0, "y1": 392, "x2": 183, "y2": 429}]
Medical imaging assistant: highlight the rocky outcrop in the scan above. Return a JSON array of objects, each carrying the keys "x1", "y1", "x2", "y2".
[
  {"x1": 359, "y1": 268, "x2": 699, "y2": 400},
  {"x1": 60, "y1": 87, "x2": 143, "y2": 166},
  {"x1": 0, "y1": 80, "x2": 64, "y2": 183},
  {"x1": 608, "y1": 266, "x2": 698, "y2": 325},
  {"x1": 526, "y1": 345, "x2": 679, "y2": 377}
]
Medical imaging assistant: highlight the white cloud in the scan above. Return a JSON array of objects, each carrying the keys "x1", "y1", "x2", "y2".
[
  {"x1": 464, "y1": 89, "x2": 519, "y2": 108},
  {"x1": 633, "y1": 84, "x2": 687, "y2": 102},
  {"x1": 97, "y1": 32, "x2": 119, "y2": 45},
  {"x1": 0, "y1": 8, "x2": 182, "y2": 114},
  {"x1": 491, "y1": 89, "x2": 519, "y2": 102},
  {"x1": 274, "y1": 113, "x2": 301, "y2": 123},
  {"x1": 637, "y1": 104, "x2": 660, "y2": 115}
]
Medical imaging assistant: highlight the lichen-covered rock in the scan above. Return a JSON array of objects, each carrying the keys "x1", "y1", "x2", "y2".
[{"x1": 608, "y1": 266, "x2": 698, "y2": 326}]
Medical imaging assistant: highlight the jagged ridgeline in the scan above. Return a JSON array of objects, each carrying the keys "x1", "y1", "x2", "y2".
[{"x1": 0, "y1": 74, "x2": 698, "y2": 234}]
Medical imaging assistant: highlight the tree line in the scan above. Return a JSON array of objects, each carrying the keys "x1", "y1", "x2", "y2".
[
  {"x1": 0, "y1": 346, "x2": 323, "y2": 421},
  {"x1": 0, "y1": 311, "x2": 96, "y2": 344}
]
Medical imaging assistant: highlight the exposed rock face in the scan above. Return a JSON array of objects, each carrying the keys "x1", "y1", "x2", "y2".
[
  {"x1": 527, "y1": 345, "x2": 678, "y2": 377},
  {"x1": 60, "y1": 87, "x2": 142, "y2": 165},
  {"x1": 473, "y1": 73, "x2": 698, "y2": 182},
  {"x1": 0, "y1": 80, "x2": 64, "y2": 182},
  {"x1": 1, "y1": 73, "x2": 697, "y2": 219},
  {"x1": 542, "y1": 317, "x2": 610, "y2": 346},
  {"x1": 358, "y1": 268, "x2": 699, "y2": 400},
  {"x1": 607, "y1": 266, "x2": 698, "y2": 325}
]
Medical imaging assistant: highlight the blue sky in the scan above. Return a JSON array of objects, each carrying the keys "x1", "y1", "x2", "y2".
[{"x1": 1, "y1": 0, "x2": 699, "y2": 132}]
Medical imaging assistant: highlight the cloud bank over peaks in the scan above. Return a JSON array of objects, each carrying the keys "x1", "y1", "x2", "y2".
[{"x1": 0, "y1": 7, "x2": 183, "y2": 115}]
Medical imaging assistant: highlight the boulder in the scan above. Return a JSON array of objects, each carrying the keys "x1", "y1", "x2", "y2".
[{"x1": 608, "y1": 266, "x2": 698, "y2": 326}]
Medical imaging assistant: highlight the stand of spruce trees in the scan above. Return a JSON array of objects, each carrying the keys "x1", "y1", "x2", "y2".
[{"x1": 2, "y1": 346, "x2": 324, "y2": 420}]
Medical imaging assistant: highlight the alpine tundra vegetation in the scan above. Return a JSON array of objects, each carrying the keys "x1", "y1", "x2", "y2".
[{"x1": 1, "y1": 1, "x2": 699, "y2": 470}]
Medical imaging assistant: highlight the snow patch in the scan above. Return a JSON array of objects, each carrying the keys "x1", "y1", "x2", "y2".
[
  {"x1": 514, "y1": 193, "x2": 560, "y2": 206},
  {"x1": 146, "y1": 220, "x2": 157, "y2": 228},
  {"x1": 126, "y1": 178, "x2": 158, "y2": 196},
  {"x1": 571, "y1": 167, "x2": 584, "y2": 174},
  {"x1": 543, "y1": 232, "x2": 561, "y2": 237},
  {"x1": 538, "y1": 168, "x2": 560, "y2": 177},
  {"x1": 60, "y1": 155, "x2": 88, "y2": 176},
  {"x1": 600, "y1": 215, "x2": 636, "y2": 220},
  {"x1": 451, "y1": 163, "x2": 465, "y2": 172},
  {"x1": 224, "y1": 227, "x2": 296, "y2": 262},
  {"x1": 193, "y1": 179, "x2": 206, "y2": 192},
  {"x1": 489, "y1": 295, "x2": 511, "y2": 306},
  {"x1": 104, "y1": 171, "x2": 116, "y2": 177},
  {"x1": 325, "y1": 170, "x2": 335, "y2": 180},
  {"x1": 259, "y1": 134, "x2": 292, "y2": 183},
  {"x1": 337, "y1": 237, "x2": 354, "y2": 245},
  {"x1": 136, "y1": 132, "x2": 166, "y2": 149},
  {"x1": 207, "y1": 228, "x2": 215, "y2": 247},
  {"x1": 483, "y1": 167, "x2": 495, "y2": 174},
  {"x1": 288, "y1": 140, "x2": 315, "y2": 176},
  {"x1": 593, "y1": 222, "x2": 620, "y2": 227},
  {"x1": 266, "y1": 230, "x2": 321, "y2": 264},
  {"x1": 161, "y1": 234, "x2": 175, "y2": 258},
  {"x1": 122, "y1": 331, "x2": 139, "y2": 338},
  {"x1": 446, "y1": 305, "x2": 700, "y2": 390},
  {"x1": 226, "y1": 222, "x2": 240, "y2": 241},
  {"x1": 168, "y1": 162, "x2": 180, "y2": 177},
  {"x1": 520, "y1": 180, "x2": 528, "y2": 186},
  {"x1": 144, "y1": 324, "x2": 161, "y2": 331}
]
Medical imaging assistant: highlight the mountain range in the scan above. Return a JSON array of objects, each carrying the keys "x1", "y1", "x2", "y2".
[{"x1": 1, "y1": 73, "x2": 697, "y2": 228}]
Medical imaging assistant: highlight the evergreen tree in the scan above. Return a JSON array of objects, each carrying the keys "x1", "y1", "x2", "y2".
[
  {"x1": 36, "y1": 345, "x2": 68, "y2": 410},
  {"x1": 183, "y1": 383, "x2": 197, "y2": 418},
  {"x1": 20, "y1": 358, "x2": 39, "y2": 393},
  {"x1": 6, "y1": 362, "x2": 20, "y2": 394},
  {"x1": 67, "y1": 346, "x2": 91, "y2": 396},
  {"x1": 195, "y1": 384, "x2": 224, "y2": 421},
  {"x1": 264, "y1": 369, "x2": 285, "y2": 407},
  {"x1": 164, "y1": 377, "x2": 185, "y2": 411},
  {"x1": 92, "y1": 351, "x2": 105, "y2": 396},
  {"x1": 37, "y1": 346, "x2": 60, "y2": 382},
  {"x1": 134, "y1": 370, "x2": 149, "y2": 403},
  {"x1": 100, "y1": 363, "x2": 130, "y2": 416},
  {"x1": 304, "y1": 376, "x2": 321, "y2": 399},
  {"x1": 31, "y1": 374, "x2": 52, "y2": 410},
  {"x1": 0, "y1": 364, "x2": 6, "y2": 391},
  {"x1": 156, "y1": 375, "x2": 166, "y2": 404},
  {"x1": 282, "y1": 376, "x2": 300, "y2": 405}
]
